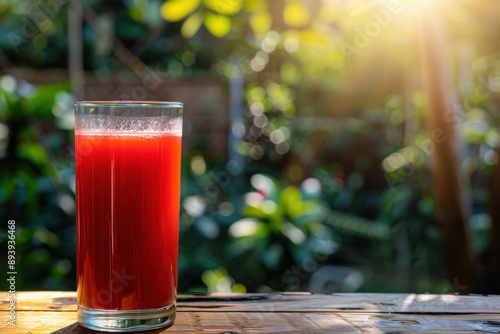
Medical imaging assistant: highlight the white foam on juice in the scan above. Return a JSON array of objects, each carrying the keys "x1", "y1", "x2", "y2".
[{"x1": 75, "y1": 115, "x2": 182, "y2": 137}]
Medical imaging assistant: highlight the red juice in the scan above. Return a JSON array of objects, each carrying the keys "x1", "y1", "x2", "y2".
[{"x1": 76, "y1": 132, "x2": 182, "y2": 310}]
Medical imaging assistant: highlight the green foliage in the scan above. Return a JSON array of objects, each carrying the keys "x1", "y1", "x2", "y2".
[
  {"x1": 24, "y1": 83, "x2": 70, "y2": 118},
  {"x1": 160, "y1": 0, "x2": 243, "y2": 37},
  {"x1": 228, "y1": 174, "x2": 335, "y2": 290},
  {"x1": 0, "y1": 77, "x2": 74, "y2": 291},
  {"x1": 177, "y1": 162, "x2": 342, "y2": 292},
  {"x1": 0, "y1": 1, "x2": 68, "y2": 68},
  {"x1": 202, "y1": 267, "x2": 246, "y2": 293}
]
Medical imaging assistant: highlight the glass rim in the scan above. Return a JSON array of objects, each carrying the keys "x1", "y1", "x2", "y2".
[{"x1": 75, "y1": 101, "x2": 183, "y2": 108}]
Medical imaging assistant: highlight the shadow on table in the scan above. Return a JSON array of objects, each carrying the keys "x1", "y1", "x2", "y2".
[
  {"x1": 51, "y1": 296, "x2": 77, "y2": 310},
  {"x1": 51, "y1": 323, "x2": 171, "y2": 334}
]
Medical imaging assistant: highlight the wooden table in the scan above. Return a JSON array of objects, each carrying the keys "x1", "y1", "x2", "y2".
[{"x1": 1, "y1": 292, "x2": 500, "y2": 333}]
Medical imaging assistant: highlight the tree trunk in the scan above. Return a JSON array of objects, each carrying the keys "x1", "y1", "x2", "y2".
[{"x1": 417, "y1": 9, "x2": 476, "y2": 292}]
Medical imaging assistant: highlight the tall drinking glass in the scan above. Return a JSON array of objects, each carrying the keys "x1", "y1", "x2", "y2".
[{"x1": 74, "y1": 101, "x2": 183, "y2": 331}]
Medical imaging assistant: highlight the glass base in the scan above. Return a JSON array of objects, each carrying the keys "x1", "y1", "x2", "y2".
[{"x1": 77, "y1": 303, "x2": 176, "y2": 332}]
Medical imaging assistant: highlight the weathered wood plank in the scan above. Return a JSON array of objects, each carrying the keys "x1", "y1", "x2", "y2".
[
  {"x1": 2, "y1": 311, "x2": 500, "y2": 333},
  {"x1": 0, "y1": 311, "x2": 77, "y2": 334},
  {"x1": 0, "y1": 311, "x2": 361, "y2": 333},
  {"x1": 1, "y1": 292, "x2": 500, "y2": 333},
  {"x1": 178, "y1": 293, "x2": 500, "y2": 314},
  {"x1": 339, "y1": 313, "x2": 500, "y2": 333},
  {"x1": 0, "y1": 292, "x2": 77, "y2": 312},
  {"x1": 2, "y1": 292, "x2": 500, "y2": 314}
]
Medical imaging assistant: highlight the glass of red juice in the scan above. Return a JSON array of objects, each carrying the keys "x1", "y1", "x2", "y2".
[{"x1": 74, "y1": 101, "x2": 183, "y2": 331}]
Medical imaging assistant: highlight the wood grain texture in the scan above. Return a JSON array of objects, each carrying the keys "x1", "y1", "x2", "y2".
[
  {"x1": 178, "y1": 293, "x2": 500, "y2": 314},
  {"x1": 1, "y1": 292, "x2": 499, "y2": 333}
]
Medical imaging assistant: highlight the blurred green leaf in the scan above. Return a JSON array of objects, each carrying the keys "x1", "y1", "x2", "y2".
[
  {"x1": 203, "y1": 0, "x2": 242, "y2": 16},
  {"x1": 34, "y1": 227, "x2": 59, "y2": 247},
  {"x1": 250, "y1": 11, "x2": 272, "y2": 34},
  {"x1": 24, "y1": 82, "x2": 69, "y2": 118},
  {"x1": 18, "y1": 142, "x2": 50, "y2": 167},
  {"x1": 462, "y1": 126, "x2": 487, "y2": 143},
  {"x1": 0, "y1": 88, "x2": 22, "y2": 121},
  {"x1": 243, "y1": 204, "x2": 267, "y2": 219},
  {"x1": 161, "y1": 0, "x2": 200, "y2": 22},
  {"x1": 203, "y1": 12, "x2": 231, "y2": 37},
  {"x1": 281, "y1": 186, "x2": 302, "y2": 216},
  {"x1": 229, "y1": 218, "x2": 269, "y2": 238},
  {"x1": 51, "y1": 259, "x2": 72, "y2": 279},
  {"x1": 326, "y1": 210, "x2": 390, "y2": 240},
  {"x1": 24, "y1": 248, "x2": 50, "y2": 265},
  {"x1": 181, "y1": 11, "x2": 203, "y2": 38}
]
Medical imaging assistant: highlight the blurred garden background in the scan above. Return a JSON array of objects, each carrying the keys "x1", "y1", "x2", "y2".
[{"x1": 1, "y1": 0, "x2": 500, "y2": 294}]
